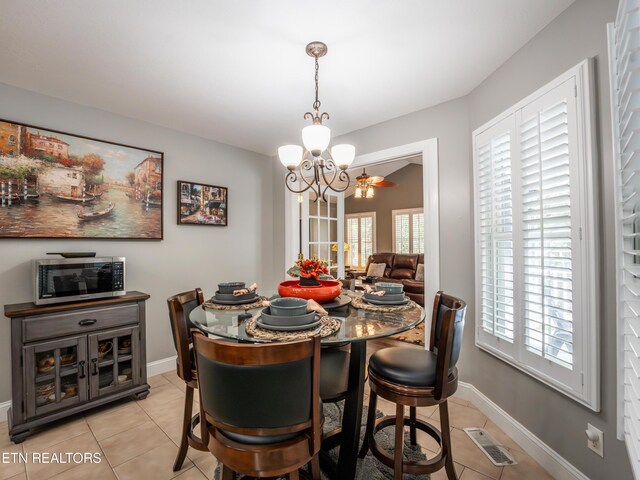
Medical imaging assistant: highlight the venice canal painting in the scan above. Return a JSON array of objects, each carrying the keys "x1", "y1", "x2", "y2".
[{"x1": 0, "y1": 120, "x2": 163, "y2": 239}]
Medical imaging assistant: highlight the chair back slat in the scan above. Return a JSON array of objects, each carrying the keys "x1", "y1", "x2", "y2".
[
  {"x1": 430, "y1": 291, "x2": 466, "y2": 400},
  {"x1": 192, "y1": 332, "x2": 322, "y2": 450},
  {"x1": 167, "y1": 288, "x2": 204, "y2": 382}
]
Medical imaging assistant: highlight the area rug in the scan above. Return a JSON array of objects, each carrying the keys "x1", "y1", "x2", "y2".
[{"x1": 213, "y1": 400, "x2": 430, "y2": 479}]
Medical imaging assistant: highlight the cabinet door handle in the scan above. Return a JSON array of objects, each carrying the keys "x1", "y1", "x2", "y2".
[
  {"x1": 91, "y1": 358, "x2": 98, "y2": 375},
  {"x1": 79, "y1": 361, "x2": 86, "y2": 379},
  {"x1": 78, "y1": 319, "x2": 97, "y2": 326}
]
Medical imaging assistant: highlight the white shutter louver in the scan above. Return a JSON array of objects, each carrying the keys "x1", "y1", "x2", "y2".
[
  {"x1": 520, "y1": 98, "x2": 574, "y2": 370},
  {"x1": 477, "y1": 128, "x2": 515, "y2": 342},
  {"x1": 474, "y1": 59, "x2": 596, "y2": 408},
  {"x1": 610, "y1": 0, "x2": 640, "y2": 475}
]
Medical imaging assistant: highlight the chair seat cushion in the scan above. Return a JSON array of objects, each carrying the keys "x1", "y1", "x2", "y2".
[{"x1": 369, "y1": 347, "x2": 437, "y2": 387}]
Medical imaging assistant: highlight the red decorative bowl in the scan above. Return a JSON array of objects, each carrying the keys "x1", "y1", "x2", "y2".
[{"x1": 278, "y1": 280, "x2": 342, "y2": 303}]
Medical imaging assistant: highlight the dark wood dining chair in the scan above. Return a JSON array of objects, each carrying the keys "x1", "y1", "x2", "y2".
[
  {"x1": 192, "y1": 330, "x2": 322, "y2": 479},
  {"x1": 166, "y1": 288, "x2": 209, "y2": 471},
  {"x1": 359, "y1": 291, "x2": 466, "y2": 480}
]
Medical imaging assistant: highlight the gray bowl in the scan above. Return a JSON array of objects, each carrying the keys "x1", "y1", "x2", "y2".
[
  {"x1": 269, "y1": 297, "x2": 308, "y2": 316},
  {"x1": 260, "y1": 308, "x2": 317, "y2": 327},
  {"x1": 364, "y1": 292, "x2": 406, "y2": 302},
  {"x1": 214, "y1": 291, "x2": 256, "y2": 302},
  {"x1": 375, "y1": 282, "x2": 404, "y2": 294},
  {"x1": 218, "y1": 282, "x2": 245, "y2": 294}
]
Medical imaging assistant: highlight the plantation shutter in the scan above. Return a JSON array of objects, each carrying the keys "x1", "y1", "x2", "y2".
[
  {"x1": 609, "y1": 0, "x2": 640, "y2": 475},
  {"x1": 412, "y1": 214, "x2": 425, "y2": 254},
  {"x1": 395, "y1": 214, "x2": 410, "y2": 253},
  {"x1": 475, "y1": 116, "x2": 516, "y2": 355}
]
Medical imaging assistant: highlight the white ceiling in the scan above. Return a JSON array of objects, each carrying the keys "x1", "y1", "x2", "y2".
[{"x1": 0, "y1": 0, "x2": 574, "y2": 155}]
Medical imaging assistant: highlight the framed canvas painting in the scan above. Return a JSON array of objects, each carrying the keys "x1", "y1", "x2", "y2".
[
  {"x1": 0, "y1": 119, "x2": 163, "y2": 239},
  {"x1": 178, "y1": 180, "x2": 228, "y2": 226}
]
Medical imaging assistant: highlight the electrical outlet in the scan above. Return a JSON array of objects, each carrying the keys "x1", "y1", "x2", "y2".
[{"x1": 586, "y1": 423, "x2": 603, "y2": 457}]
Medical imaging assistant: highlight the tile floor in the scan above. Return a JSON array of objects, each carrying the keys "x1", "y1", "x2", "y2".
[{"x1": 0, "y1": 370, "x2": 554, "y2": 480}]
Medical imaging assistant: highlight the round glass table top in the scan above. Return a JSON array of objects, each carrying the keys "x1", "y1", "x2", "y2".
[{"x1": 189, "y1": 298, "x2": 425, "y2": 345}]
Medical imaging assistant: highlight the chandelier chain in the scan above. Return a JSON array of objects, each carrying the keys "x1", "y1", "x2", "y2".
[{"x1": 313, "y1": 55, "x2": 321, "y2": 112}]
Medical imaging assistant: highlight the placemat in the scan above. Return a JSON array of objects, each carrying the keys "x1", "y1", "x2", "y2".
[
  {"x1": 346, "y1": 290, "x2": 418, "y2": 313},
  {"x1": 245, "y1": 316, "x2": 341, "y2": 341},
  {"x1": 203, "y1": 296, "x2": 268, "y2": 311}
]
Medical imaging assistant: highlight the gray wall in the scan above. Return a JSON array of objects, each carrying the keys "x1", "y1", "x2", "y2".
[
  {"x1": 466, "y1": 0, "x2": 628, "y2": 478},
  {"x1": 313, "y1": 0, "x2": 627, "y2": 477},
  {"x1": 0, "y1": 82, "x2": 275, "y2": 404},
  {"x1": 345, "y1": 163, "x2": 423, "y2": 254}
]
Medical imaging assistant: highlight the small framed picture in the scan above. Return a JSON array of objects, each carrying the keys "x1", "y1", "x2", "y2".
[{"x1": 177, "y1": 180, "x2": 227, "y2": 226}]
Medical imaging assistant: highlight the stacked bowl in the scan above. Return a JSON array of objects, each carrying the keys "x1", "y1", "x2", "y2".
[
  {"x1": 212, "y1": 282, "x2": 259, "y2": 305},
  {"x1": 363, "y1": 282, "x2": 410, "y2": 306},
  {"x1": 257, "y1": 298, "x2": 321, "y2": 331}
]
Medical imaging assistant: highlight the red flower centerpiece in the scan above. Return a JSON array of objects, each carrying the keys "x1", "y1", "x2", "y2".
[{"x1": 279, "y1": 256, "x2": 342, "y2": 303}]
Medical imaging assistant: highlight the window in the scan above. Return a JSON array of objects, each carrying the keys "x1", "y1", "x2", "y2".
[
  {"x1": 609, "y1": 0, "x2": 640, "y2": 470},
  {"x1": 345, "y1": 212, "x2": 376, "y2": 269},
  {"x1": 392, "y1": 208, "x2": 424, "y2": 254},
  {"x1": 473, "y1": 60, "x2": 598, "y2": 410}
]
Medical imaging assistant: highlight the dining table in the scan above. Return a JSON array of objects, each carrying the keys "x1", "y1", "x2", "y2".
[{"x1": 189, "y1": 293, "x2": 425, "y2": 480}]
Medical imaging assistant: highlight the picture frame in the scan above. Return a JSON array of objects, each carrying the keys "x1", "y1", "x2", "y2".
[
  {"x1": 177, "y1": 180, "x2": 228, "y2": 226},
  {"x1": 0, "y1": 118, "x2": 163, "y2": 239}
]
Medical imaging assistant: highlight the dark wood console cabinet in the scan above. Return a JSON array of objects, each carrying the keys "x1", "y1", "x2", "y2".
[{"x1": 4, "y1": 291, "x2": 150, "y2": 442}]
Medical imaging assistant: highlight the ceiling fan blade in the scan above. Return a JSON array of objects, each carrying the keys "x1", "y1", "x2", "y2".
[
  {"x1": 368, "y1": 176, "x2": 385, "y2": 184},
  {"x1": 373, "y1": 181, "x2": 396, "y2": 188}
]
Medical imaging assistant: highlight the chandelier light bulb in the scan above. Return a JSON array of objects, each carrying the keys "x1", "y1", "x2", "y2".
[
  {"x1": 302, "y1": 124, "x2": 331, "y2": 157},
  {"x1": 331, "y1": 144, "x2": 355, "y2": 168},
  {"x1": 278, "y1": 145, "x2": 303, "y2": 169}
]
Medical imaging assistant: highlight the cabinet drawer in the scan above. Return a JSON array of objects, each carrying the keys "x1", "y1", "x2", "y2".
[{"x1": 23, "y1": 304, "x2": 139, "y2": 343}]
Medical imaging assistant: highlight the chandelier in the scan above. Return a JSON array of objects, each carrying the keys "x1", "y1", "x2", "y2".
[{"x1": 278, "y1": 42, "x2": 355, "y2": 202}]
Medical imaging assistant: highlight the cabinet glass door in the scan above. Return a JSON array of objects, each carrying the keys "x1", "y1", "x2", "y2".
[
  {"x1": 88, "y1": 326, "x2": 139, "y2": 398},
  {"x1": 24, "y1": 336, "x2": 88, "y2": 419}
]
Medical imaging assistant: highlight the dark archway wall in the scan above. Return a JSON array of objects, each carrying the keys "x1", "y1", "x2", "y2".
[{"x1": 345, "y1": 163, "x2": 423, "y2": 253}]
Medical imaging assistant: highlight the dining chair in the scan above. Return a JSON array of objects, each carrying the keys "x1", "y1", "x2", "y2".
[
  {"x1": 166, "y1": 288, "x2": 209, "y2": 471},
  {"x1": 358, "y1": 291, "x2": 466, "y2": 480},
  {"x1": 192, "y1": 330, "x2": 322, "y2": 479}
]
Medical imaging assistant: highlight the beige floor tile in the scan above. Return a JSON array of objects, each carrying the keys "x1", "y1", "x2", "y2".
[
  {"x1": 500, "y1": 448, "x2": 554, "y2": 480},
  {"x1": 415, "y1": 417, "x2": 444, "y2": 454},
  {"x1": 460, "y1": 467, "x2": 495, "y2": 479},
  {"x1": 483, "y1": 420, "x2": 524, "y2": 454},
  {"x1": 113, "y1": 443, "x2": 193, "y2": 480},
  {"x1": 86, "y1": 401, "x2": 150, "y2": 441},
  {"x1": 434, "y1": 401, "x2": 487, "y2": 430},
  {"x1": 99, "y1": 420, "x2": 174, "y2": 467},
  {"x1": 0, "y1": 423, "x2": 17, "y2": 450},
  {"x1": 23, "y1": 417, "x2": 90, "y2": 452},
  {"x1": 48, "y1": 460, "x2": 116, "y2": 480},
  {"x1": 449, "y1": 394, "x2": 470, "y2": 407},
  {"x1": 137, "y1": 384, "x2": 184, "y2": 416},
  {"x1": 6, "y1": 473, "x2": 26, "y2": 480},
  {"x1": 191, "y1": 450, "x2": 217, "y2": 479},
  {"x1": 175, "y1": 466, "x2": 208, "y2": 479},
  {"x1": 164, "y1": 372, "x2": 186, "y2": 390},
  {"x1": 448, "y1": 428, "x2": 503, "y2": 479},
  {"x1": 148, "y1": 374, "x2": 171, "y2": 388},
  {"x1": 429, "y1": 462, "x2": 464, "y2": 480},
  {"x1": 0, "y1": 444, "x2": 25, "y2": 480},
  {"x1": 25, "y1": 431, "x2": 101, "y2": 480}
]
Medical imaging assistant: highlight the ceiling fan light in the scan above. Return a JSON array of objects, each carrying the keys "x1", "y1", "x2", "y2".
[
  {"x1": 302, "y1": 124, "x2": 331, "y2": 156},
  {"x1": 366, "y1": 186, "x2": 374, "y2": 198},
  {"x1": 355, "y1": 186, "x2": 362, "y2": 198},
  {"x1": 331, "y1": 144, "x2": 355, "y2": 168},
  {"x1": 278, "y1": 145, "x2": 303, "y2": 169}
]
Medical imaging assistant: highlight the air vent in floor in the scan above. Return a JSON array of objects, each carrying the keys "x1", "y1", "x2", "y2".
[{"x1": 463, "y1": 428, "x2": 517, "y2": 467}]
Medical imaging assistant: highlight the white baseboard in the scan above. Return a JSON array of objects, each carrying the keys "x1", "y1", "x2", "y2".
[
  {"x1": 0, "y1": 355, "x2": 179, "y2": 422},
  {"x1": 146, "y1": 355, "x2": 177, "y2": 378},
  {"x1": 457, "y1": 381, "x2": 589, "y2": 480}
]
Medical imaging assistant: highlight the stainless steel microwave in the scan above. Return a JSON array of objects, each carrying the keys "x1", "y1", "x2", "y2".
[{"x1": 34, "y1": 257, "x2": 126, "y2": 305}]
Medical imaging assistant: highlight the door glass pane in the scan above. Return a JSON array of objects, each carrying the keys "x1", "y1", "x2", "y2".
[
  {"x1": 330, "y1": 219, "x2": 337, "y2": 243},
  {"x1": 330, "y1": 247, "x2": 338, "y2": 267},
  {"x1": 319, "y1": 198, "x2": 328, "y2": 217},
  {"x1": 310, "y1": 218, "x2": 319, "y2": 242},
  {"x1": 97, "y1": 339, "x2": 114, "y2": 389},
  {"x1": 310, "y1": 244, "x2": 319, "y2": 259},
  {"x1": 320, "y1": 219, "x2": 329, "y2": 242},
  {"x1": 308, "y1": 194, "x2": 318, "y2": 216},
  {"x1": 319, "y1": 245, "x2": 329, "y2": 263},
  {"x1": 329, "y1": 195, "x2": 337, "y2": 218}
]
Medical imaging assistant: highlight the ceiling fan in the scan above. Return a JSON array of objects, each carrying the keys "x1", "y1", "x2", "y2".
[{"x1": 352, "y1": 169, "x2": 396, "y2": 198}]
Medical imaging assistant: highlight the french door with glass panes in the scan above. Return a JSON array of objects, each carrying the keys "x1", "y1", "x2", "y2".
[{"x1": 300, "y1": 191, "x2": 345, "y2": 279}]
